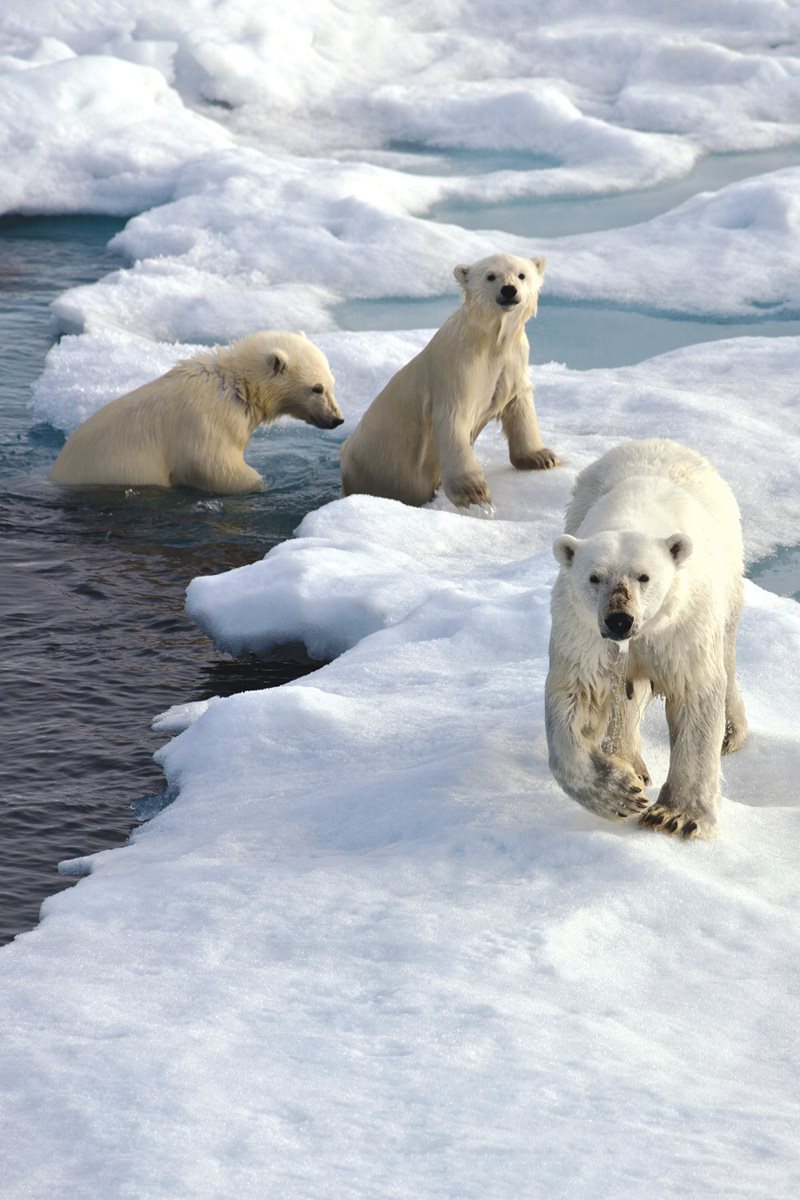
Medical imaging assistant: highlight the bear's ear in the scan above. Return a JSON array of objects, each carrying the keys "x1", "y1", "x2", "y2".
[
  {"x1": 530, "y1": 256, "x2": 546, "y2": 277},
  {"x1": 665, "y1": 532, "x2": 693, "y2": 566},
  {"x1": 553, "y1": 534, "x2": 580, "y2": 567},
  {"x1": 269, "y1": 349, "x2": 289, "y2": 375},
  {"x1": 453, "y1": 264, "x2": 471, "y2": 290}
]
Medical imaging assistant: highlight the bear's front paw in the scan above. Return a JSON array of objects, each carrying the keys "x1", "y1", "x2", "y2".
[
  {"x1": 511, "y1": 447, "x2": 559, "y2": 471},
  {"x1": 639, "y1": 782, "x2": 717, "y2": 839},
  {"x1": 445, "y1": 473, "x2": 491, "y2": 508},
  {"x1": 584, "y1": 750, "x2": 652, "y2": 821},
  {"x1": 639, "y1": 803, "x2": 717, "y2": 840}
]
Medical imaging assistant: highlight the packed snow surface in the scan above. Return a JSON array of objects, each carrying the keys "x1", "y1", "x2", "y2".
[{"x1": 3, "y1": 1, "x2": 800, "y2": 1197}]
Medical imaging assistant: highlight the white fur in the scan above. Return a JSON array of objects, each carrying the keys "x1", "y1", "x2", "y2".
[
  {"x1": 340, "y1": 253, "x2": 557, "y2": 508},
  {"x1": 545, "y1": 438, "x2": 747, "y2": 840},
  {"x1": 49, "y1": 331, "x2": 343, "y2": 493}
]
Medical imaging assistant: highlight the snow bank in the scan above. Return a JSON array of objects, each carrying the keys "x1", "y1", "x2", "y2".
[
  {"x1": 4, "y1": 3, "x2": 800, "y2": 1196},
  {"x1": 3, "y1": 0, "x2": 799, "y2": 165},
  {"x1": 1, "y1": 519, "x2": 798, "y2": 1199},
  {"x1": 0, "y1": 54, "x2": 230, "y2": 215},
  {"x1": 26, "y1": 325, "x2": 800, "y2": 1200},
  {"x1": 22, "y1": 154, "x2": 800, "y2": 346},
  {"x1": 2, "y1": 0, "x2": 799, "y2": 333}
]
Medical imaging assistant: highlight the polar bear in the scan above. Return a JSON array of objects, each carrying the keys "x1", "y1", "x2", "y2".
[
  {"x1": 340, "y1": 253, "x2": 557, "y2": 508},
  {"x1": 49, "y1": 331, "x2": 343, "y2": 493},
  {"x1": 545, "y1": 439, "x2": 747, "y2": 840}
]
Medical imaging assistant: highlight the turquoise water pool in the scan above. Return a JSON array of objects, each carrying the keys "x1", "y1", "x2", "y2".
[
  {"x1": 337, "y1": 294, "x2": 800, "y2": 371},
  {"x1": 430, "y1": 143, "x2": 800, "y2": 237}
]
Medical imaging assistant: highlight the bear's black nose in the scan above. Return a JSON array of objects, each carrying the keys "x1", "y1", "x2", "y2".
[
  {"x1": 604, "y1": 611, "x2": 634, "y2": 639},
  {"x1": 499, "y1": 284, "x2": 518, "y2": 300}
]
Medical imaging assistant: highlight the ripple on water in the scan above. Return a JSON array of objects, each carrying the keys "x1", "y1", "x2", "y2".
[{"x1": 0, "y1": 476, "x2": 330, "y2": 945}]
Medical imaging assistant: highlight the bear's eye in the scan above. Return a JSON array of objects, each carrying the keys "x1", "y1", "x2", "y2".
[
  {"x1": 311, "y1": 384, "x2": 325, "y2": 394},
  {"x1": 486, "y1": 273, "x2": 496, "y2": 282},
  {"x1": 589, "y1": 574, "x2": 600, "y2": 585},
  {"x1": 518, "y1": 272, "x2": 526, "y2": 280},
  {"x1": 638, "y1": 574, "x2": 650, "y2": 583}
]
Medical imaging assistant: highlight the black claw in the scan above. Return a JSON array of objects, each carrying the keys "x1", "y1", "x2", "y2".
[
  {"x1": 683, "y1": 821, "x2": 698, "y2": 837},
  {"x1": 643, "y1": 812, "x2": 665, "y2": 827},
  {"x1": 665, "y1": 818, "x2": 679, "y2": 832}
]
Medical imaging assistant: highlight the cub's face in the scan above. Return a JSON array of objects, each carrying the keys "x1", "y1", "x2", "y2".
[
  {"x1": 270, "y1": 349, "x2": 343, "y2": 429},
  {"x1": 553, "y1": 529, "x2": 693, "y2": 641},
  {"x1": 454, "y1": 253, "x2": 546, "y2": 320}
]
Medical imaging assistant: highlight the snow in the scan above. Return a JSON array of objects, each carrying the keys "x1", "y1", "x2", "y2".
[
  {"x1": 27, "y1": 154, "x2": 800, "y2": 344},
  {"x1": 4, "y1": 1, "x2": 800, "y2": 1197},
  {"x1": 0, "y1": 54, "x2": 230, "y2": 216}
]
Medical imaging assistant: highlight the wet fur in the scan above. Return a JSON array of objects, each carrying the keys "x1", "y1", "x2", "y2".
[
  {"x1": 50, "y1": 331, "x2": 342, "y2": 493},
  {"x1": 545, "y1": 439, "x2": 747, "y2": 840}
]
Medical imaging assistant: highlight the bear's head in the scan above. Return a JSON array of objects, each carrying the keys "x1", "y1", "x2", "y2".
[
  {"x1": 232, "y1": 331, "x2": 343, "y2": 429},
  {"x1": 553, "y1": 528, "x2": 693, "y2": 642},
  {"x1": 268, "y1": 342, "x2": 343, "y2": 430},
  {"x1": 453, "y1": 253, "x2": 546, "y2": 320}
]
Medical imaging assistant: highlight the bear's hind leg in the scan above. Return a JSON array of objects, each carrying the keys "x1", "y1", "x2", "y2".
[{"x1": 721, "y1": 612, "x2": 747, "y2": 755}]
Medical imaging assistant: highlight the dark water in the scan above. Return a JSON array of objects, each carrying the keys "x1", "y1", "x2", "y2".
[{"x1": 0, "y1": 216, "x2": 329, "y2": 945}]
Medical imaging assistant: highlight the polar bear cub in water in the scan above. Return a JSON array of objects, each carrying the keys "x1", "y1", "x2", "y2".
[
  {"x1": 545, "y1": 438, "x2": 747, "y2": 840},
  {"x1": 340, "y1": 252, "x2": 557, "y2": 508},
  {"x1": 50, "y1": 331, "x2": 343, "y2": 494}
]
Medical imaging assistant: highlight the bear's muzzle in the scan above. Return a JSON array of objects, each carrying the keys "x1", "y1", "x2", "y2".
[{"x1": 602, "y1": 611, "x2": 635, "y2": 640}]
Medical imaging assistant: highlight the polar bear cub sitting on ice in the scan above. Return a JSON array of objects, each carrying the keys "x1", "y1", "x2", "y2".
[
  {"x1": 340, "y1": 252, "x2": 557, "y2": 508},
  {"x1": 545, "y1": 438, "x2": 747, "y2": 840},
  {"x1": 49, "y1": 331, "x2": 343, "y2": 494}
]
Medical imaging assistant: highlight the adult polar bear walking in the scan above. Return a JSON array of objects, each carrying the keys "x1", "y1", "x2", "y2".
[
  {"x1": 340, "y1": 253, "x2": 557, "y2": 508},
  {"x1": 545, "y1": 439, "x2": 747, "y2": 840},
  {"x1": 49, "y1": 331, "x2": 343, "y2": 493}
]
